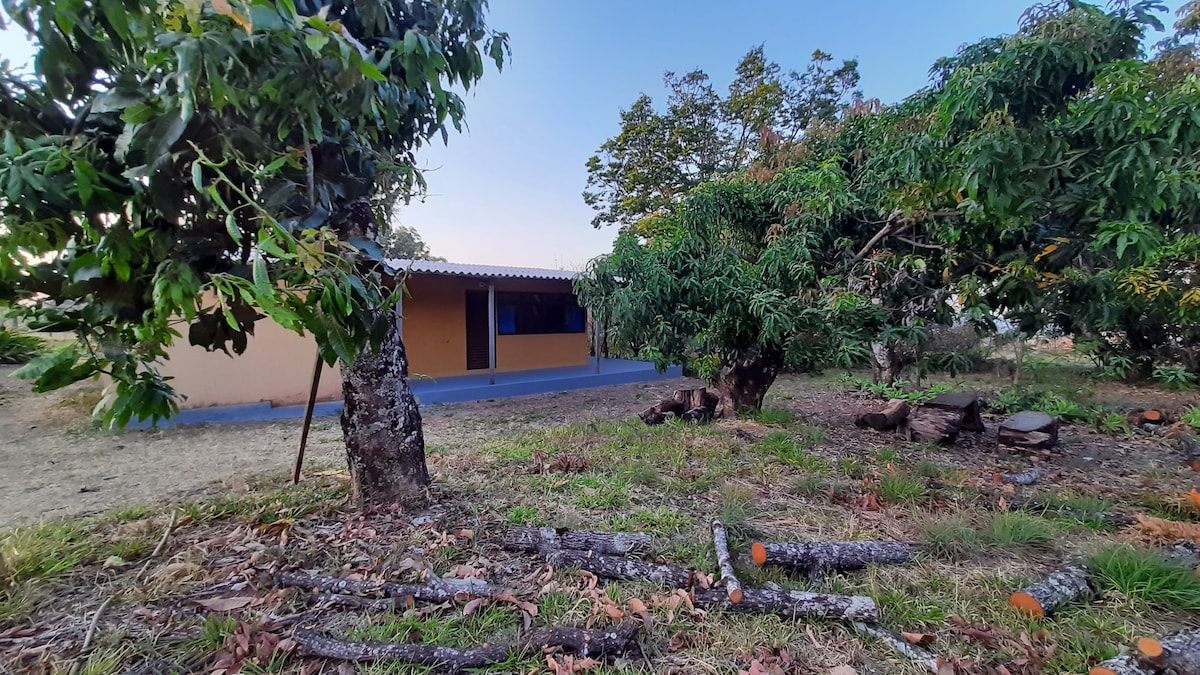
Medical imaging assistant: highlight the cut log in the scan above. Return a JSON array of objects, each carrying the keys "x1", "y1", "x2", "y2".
[
  {"x1": 503, "y1": 527, "x2": 652, "y2": 557},
  {"x1": 276, "y1": 570, "x2": 504, "y2": 604},
  {"x1": 1089, "y1": 629, "x2": 1200, "y2": 675},
  {"x1": 750, "y1": 541, "x2": 914, "y2": 579},
  {"x1": 692, "y1": 586, "x2": 879, "y2": 623},
  {"x1": 924, "y1": 392, "x2": 985, "y2": 433},
  {"x1": 295, "y1": 620, "x2": 640, "y2": 671},
  {"x1": 997, "y1": 468, "x2": 1040, "y2": 486},
  {"x1": 1007, "y1": 562, "x2": 1092, "y2": 617},
  {"x1": 710, "y1": 520, "x2": 743, "y2": 603},
  {"x1": 540, "y1": 549, "x2": 692, "y2": 587},
  {"x1": 906, "y1": 408, "x2": 963, "y2": 444},
  {"x1": 855, "y1": 399, "x2": 910, "y2": 432},
  {"x1": 1173, "y1": 432, "x2": 1200, "y2": 471},
  {"x1": 998, "y1": 411, "x2": 1058, "y2": 450}
]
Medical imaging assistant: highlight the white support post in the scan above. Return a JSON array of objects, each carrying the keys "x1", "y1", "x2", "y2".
[{"x1": 487, "y1": 281, "x2": 496, "y2": 385}]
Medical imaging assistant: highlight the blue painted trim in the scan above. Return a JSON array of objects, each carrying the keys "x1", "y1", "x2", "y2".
[{"x1": 149, "y1": 359, "x2": 682, "y2": 426}]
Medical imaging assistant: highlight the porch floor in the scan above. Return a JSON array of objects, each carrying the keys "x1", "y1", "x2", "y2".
[{"x1": 163, "y1": 358, "x2": 682, "y2": 425}]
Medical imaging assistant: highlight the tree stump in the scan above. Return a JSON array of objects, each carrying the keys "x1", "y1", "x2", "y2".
[
  {"x1": 503, "y1": 527, "x2": 652, "y2": 556},
  {"x1": 855, "y1": 399, "x2": 910, "y2": 432},
  {"x1": 998, "y1": 411, "x2": 1058, "y2": 450},
  {"x1": 906, "y1": 408, "x2": 963, "y2": 444},
  {"x1": 640, "y1": 388, "x2": 719, "y2": 425},
  {"x1": 924, "y1": 392, "x2": 985, "y2": 432},
  {"x1": 1008, "y1": 562, "x2": 1092, "y2": 617}
]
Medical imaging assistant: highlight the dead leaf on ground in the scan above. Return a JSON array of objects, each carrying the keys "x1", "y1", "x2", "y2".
[
  {"x1": 1134, "y1": 513, "x2": 1200, "y2": 543},
  {"x1": 902, "y1": 631, "x2": 935, "y2": 646},
  {"x1": 493, "y1": 592, "x2": 538, "y2": 616},
  {"x1": 546, "y1": 654, "x2": 601, "y2": 673},
  {"x1": 828, "y1": 667, "x2": 857, "y2": 675}
]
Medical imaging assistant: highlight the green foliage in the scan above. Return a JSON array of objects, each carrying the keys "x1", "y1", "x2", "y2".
[
  {"x1": 0, "y1": 327, "x2": 44, "y2": 364},
  {"x1": 749, "y1": 407, "x2": 794, "y2": 425},
  {"x1": 919, "y1": 514, "x2": 983, "y2": 560},
  {"x1": 1181, "y1": 405, "x2": 1200, "y2": 430},
  {"x1": 0, "y1": 0, "x2": 507, "y2": 426},
  {"x1": 582, "y1": 0, "x2": 1200, "y2": 403},
  {"x1": 984, "y1": 511, "x2": 1059, "y2": 547},
  {"x1": 1089, "y1": 545, "x2": 1200, "y2": 610},
  {"x1": 1096, "y1": 412, "x2": 1130, "y2": 435},
  {"x1": 378, "y1": 224, "x2": 444, "y2": 262},
  {"x1": 756, "y1": 430, "x2": 828, "y2": 471},
  {"x1": 1151, "y1": 365, "x2": 1198, "y2": 390}
]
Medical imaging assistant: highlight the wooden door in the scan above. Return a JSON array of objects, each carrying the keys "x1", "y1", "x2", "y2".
[{"x1": 465, "y1": 290, "x2": 490, "y2": 370}]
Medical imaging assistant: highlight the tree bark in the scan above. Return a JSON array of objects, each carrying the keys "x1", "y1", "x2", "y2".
[
  {"x1": 997, "y1": 468, "x2": 1040, "y2": 486},
  {"x1": 906, "y1": 408, "x2": 963, "y2": 444},
  {"x1": 1089, "y1": 629, "x2": 1200, "y2": 675},
  {"x1": 871, "y1": 341, "x2": 914, "y2": 383},
  {"x1": 1008, "y1": 562, "x2": 1092, "y2": 617},
  {"x1": 541, "y1": 548, "x2": 692, "y2": 587},
  {"x1": 751, "y1": 541, "x2": 914, "y2": 578},
  {"x1": 640, "y1": 388, "x2": 719, "y2": 425},
  {"x1": 711, "y1": 520, "x2": 743, "y2": 603},
  {"x1": 504, "y1": 527, "x2": 652, "y2": 557},
  {"x1": 692, "y1": 587, "x2": 880, "y2": 623},
  {"x1": 294, "y1": 621, "x2": 640, "y2": 671},
  {"x1": 855, "y1": 399, "x2": 910, "y2": 432},
  {"x1": 340, "y1": 319, "x2": 429, "y2": 506},
  {"x1": 716, "y1": 350, "x2": 785, "y2": 418},
  {"x1": 276, "y1": 570, "x2": 504, "y2": 604}
]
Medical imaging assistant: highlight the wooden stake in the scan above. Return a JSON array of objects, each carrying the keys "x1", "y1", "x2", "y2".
[
  {"x1": 711, "y1": 520, "x2": 743, "y2": 603},
  {"x1": 293, "y1": 351, "x2": 324, "y2": 484}
]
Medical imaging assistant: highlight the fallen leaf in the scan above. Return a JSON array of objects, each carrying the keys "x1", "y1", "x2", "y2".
[
  {"x1": 1189, "y1": 488, "x2": 1200, "y2": 510},
  {"x1": 103, "y1": 555, "x2": 127, "y2": 568},
  {"x1": 455, "y1": 528, "x2": 475, "y2": 540},
  {"x1": 462, "y1": 598, "x2": 486, "y2": 616},
  {"x1": 494, "y1": 592, "x2": 538, "y2": 616},
  {"x1": 828, "y1": 667, "x2": 857, "y2": 675},
  {"x1": 902, "y1": 631, "x2": 934, "y2": 646},
  {"x1": 1135, "y1": 513, "x2": 1200, "y2": 543},
  {"x1": 195, "y1": 596, "x2": 255, "y2": 612},
  {"x1": 627, "y1": 597, "x2": 652, "y2": 627},
  {"x1": 998, "y1": 496, "x2": 1008, "y2": 511}
]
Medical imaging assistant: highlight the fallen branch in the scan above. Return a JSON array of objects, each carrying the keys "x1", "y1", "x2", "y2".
[
  {"x1": 1008, "y1": 562, "x2": 1092, "y2": 617},
  {"x1": 751, "y1": 541, "x2": 914, "y2": 580},
  {"x1": 294, "y1": 620, "x2": 641, "y2": 671},
  {"x1": 989, "y1": 498, "x2": 1136, "y2": 527},
  {"x1": 136, "y1": 510, "x2": 177, "y2": 583},
  {"x1": 710, "y1": 520, "x2": 743, "y2": 603},
  {"x1": 504, "y1": 527, "x2": 652, "y2": 557},
  {"x1": 1089, "y1": 629, "x2": 1200, "y2": 675},
  {"x1": 81, "y1": 596, "x2": 113, "y2": 651},
  {"x1": 852, "y1": 622, "x2": 939, "y2": 672},
  {"x1": 541, "y1": 549, "x2": 692, "y2": 588},
  {"x1": 276, "y1": 570, "x2": 505, "y2": 604},
  {"x1": 692, "y1": 587, "x2": 880, "y2": 623},
  {"x1": 998, "y1": 468, "x2": 1040, "y2": 486},
  {"x1": 313, "y1": 593, "x2": 410, "y2": 612}
]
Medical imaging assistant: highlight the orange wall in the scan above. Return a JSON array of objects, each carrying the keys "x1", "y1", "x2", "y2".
[
  {"x1": 159, "y1": 314, "x2": 344, "y2": 409},
  {"x1": 160, "y1": 274, "x2": 587, "y2": 408},
  {"x1": 402, "y1": 275, "x2": 586, "y2": 378}
]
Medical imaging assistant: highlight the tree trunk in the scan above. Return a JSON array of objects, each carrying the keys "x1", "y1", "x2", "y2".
[
  {"x1": 340, "y1": 320, "x2": 429, "y2": 506},
  {"x1": 716, "y1": 351, "x2": 784, "y2": 418},
  {"x1": 871, "y1": 341, "x2": 914, "y2": 384},
  {"x1": 692, "y1": 587, "x2": 880, "y2": 623}
]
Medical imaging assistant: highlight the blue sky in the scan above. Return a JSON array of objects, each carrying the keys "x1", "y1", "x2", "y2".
[{"x1": 0, "y1": 1, "x2": 1186, "y2": 269}]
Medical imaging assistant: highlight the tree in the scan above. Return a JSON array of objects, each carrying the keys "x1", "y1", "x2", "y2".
[
  {"x1": 581, "y1": 0, "x2": 1200, "y2": 408},
  {"x1": 379, "y1": 224, "x2": 444, "y2": 261},
  {"x1": 0, "y1": 0, "x2": 507, "y2": 504},
  {"x1": 583, "y1": 47, "x2": 859, "y2": 230}
]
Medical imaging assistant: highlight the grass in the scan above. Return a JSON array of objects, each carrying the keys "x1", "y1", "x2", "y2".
[
  {"x1": 919, "y1": 513, "x2": 983, "y2": 560},
  {"x1": 748, "y1": 407, "x2": 794, "y2": 425},
  {"x1": 0, "y1": 327, "x2": 45, "y2": 364},
  {"x1": 983, "y1": 511, "x2": 1059, "y2": 547},
  {"x1": 572, "y1": 475, "x2": 631, "y2": 510},
  {"x1": 755, "y1": 431, "x2": 828, "y2": 471},
  {"x1": 604, "y1": 507, "x2": 691, "y2": 535},
  {"x1": 505, "y1": 505, "x2": 545, "y2": 526},
  {"x1": 1088, "y1": 544, "x2": 1200, "y2": 610},
  {"x1": 0, "y1": 521, "x2": 92, "y2": 584},
  {"x1": 878, "y1": 472, "x2": 926, "y2": 503},
  {"x1": 790, "y1": 475, "x2": 828, "y2": 496}
]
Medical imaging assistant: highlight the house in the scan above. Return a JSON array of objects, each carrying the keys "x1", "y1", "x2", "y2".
[{"x1": 157, "y1": 260, "x2": 676, "y2": 418}]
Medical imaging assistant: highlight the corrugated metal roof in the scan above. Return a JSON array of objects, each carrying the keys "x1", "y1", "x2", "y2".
[{"x1": 385, "y1": 258, "x2": 578, "y2": 281}]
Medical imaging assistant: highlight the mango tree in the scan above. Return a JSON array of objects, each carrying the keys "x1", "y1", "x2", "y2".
[{"x1": 0, "y1": 0, "x2": 506, "y2": 504}]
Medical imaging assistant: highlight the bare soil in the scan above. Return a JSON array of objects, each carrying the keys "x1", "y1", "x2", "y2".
[{"x1": 0, "y1": 365, "x2": 699, "y2": 528}]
